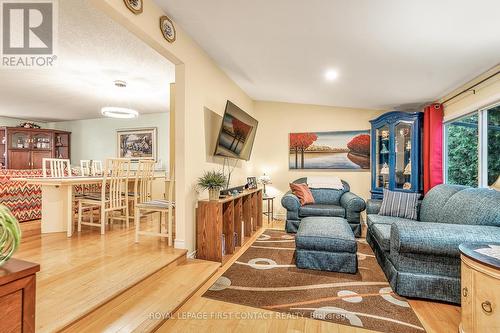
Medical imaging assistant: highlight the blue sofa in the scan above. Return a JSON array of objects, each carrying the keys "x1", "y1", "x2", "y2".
[
  {"x1": 281, "y1": 177, "x2": 366, "y2": 237},
  {"x1": 367, "y1": 184, "x2": 500, "y2": 304}
]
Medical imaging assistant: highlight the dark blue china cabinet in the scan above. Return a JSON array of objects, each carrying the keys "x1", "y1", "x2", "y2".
[{"x1": 370, "y1": 111, "x2": 423, "y2": 199}]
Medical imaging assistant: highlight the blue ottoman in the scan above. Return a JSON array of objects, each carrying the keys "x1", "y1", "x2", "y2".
[{"x1": 295, "y1": 216, "x2": 357, "y2": 273}]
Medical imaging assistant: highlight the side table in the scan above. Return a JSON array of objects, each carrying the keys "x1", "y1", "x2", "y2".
[
  {"x1": 262, "y1": 195, "x2": 276, "y2": 223},
  {"x1": 459, "y1": 243, "x2": 500, "y2": 333}
]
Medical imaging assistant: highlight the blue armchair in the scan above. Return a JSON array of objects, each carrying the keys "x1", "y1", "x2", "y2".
[{"x1": 281, "y1": 177, "x2": 366, "y2": 236}]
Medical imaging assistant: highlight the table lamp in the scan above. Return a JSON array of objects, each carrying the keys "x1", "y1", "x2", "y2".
[{"x1": 259, "y1": 174, "x2": 272, "y2": 196}]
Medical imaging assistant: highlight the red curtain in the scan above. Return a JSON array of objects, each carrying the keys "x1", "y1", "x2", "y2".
[{"x1": 423, "y1": 103, "x2": 444, "y2": 194}]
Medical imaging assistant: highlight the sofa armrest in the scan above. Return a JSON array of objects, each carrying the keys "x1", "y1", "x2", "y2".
[
  {"x1": 281, "y1": 191, "x2": 300, "y2": 211},
  {"x1": 391, "y1": 222, "x2": 500, "y2": 257},
  {"x1": 340, "y1": 192, "x2": 366, "y2": 212},
  {"x1": 366, "y1": 199, "x2": 382, "y2": 215}
]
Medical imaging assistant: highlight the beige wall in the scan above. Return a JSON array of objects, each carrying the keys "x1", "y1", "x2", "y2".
[
  {"x1": 93, "y1": 0, "x2": 254, "y2": 252},
  {"x1": 441, "y1": 64, "x2": 500, "y2": 120},
  {"x1": 250, "y1": 101, "x2": 385, "y2": 217}
]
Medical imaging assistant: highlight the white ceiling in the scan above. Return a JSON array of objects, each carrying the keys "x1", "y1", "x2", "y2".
[
  {"x1": 0, "y1": 0, "x2": 175, "y2": 122},
  {"x1": 155, "y1": 0, "x2": 500, "y2": 110}
]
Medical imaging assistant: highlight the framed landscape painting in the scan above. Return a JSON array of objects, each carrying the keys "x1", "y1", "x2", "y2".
[
  {"x1": 289, "y1": 130, "x2": 370, "y2": 170},
  {"x1": 117, "y1": 127, "x2": 157, "y2": 161}
]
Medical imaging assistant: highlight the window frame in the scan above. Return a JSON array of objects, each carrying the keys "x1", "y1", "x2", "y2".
[{"x1": 443, "y1": 100, "x2": 500, "y2": 188}]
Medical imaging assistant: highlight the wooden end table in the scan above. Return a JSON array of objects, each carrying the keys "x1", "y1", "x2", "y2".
[
  {"x1": 459, "y1": 243, "x2": 500, "y2": 333},
  {"x1": 262, "y1": 195, "x2": 276, "y2": 223},
  {"x1": 0, "y1": 258, "x2": 40, "y2": 333}
]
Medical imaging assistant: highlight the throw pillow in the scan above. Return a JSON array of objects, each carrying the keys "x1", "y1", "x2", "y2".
[
  {"x1": 289, "y1": 183, "x2": 315, "y2": 206},
  {"x1": 379, "y1": 189, "x2": 419, "y2": 220}
]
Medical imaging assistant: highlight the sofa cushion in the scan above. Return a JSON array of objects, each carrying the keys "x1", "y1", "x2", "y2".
[
  {"x1": 438, "y1": 188, "x2": 500, "y2": 227},
  {"x1": 391, "y1": 221, "x2": 500, "y2": 257},
  {"x1": 379, "y1": 189, "x2": 419, "y2": 220},
  {"x1": 366, "y1": 214, "x2": 414, "y2": 229},
  {"x1": 299, "y1": 204, "x2": 345, "y2": 218},
  {"x1": 420, "y1": 184, "x2": 468, "y2": 222},
  {"x1": 370, "y1": 224, "x2": 392, "y2": 252},
  {"x1": 289, "y1": 183, "x2": 315, "y2": 206},
  {"x1": 296, "y1": 217, "x2": 355, "y2": 253}
]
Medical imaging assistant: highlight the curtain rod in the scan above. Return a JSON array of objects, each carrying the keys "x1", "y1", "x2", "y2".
[{"x1": 441, "y1": 70, "x2": 500, "y2": 105}]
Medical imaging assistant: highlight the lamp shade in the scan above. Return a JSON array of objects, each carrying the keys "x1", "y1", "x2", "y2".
[
  {"x1": 491, "y1": 175, "x2": 500, "y2": 191},
  {"x1": 259, "y1": 174, "x2": 271, "y2": 184}
]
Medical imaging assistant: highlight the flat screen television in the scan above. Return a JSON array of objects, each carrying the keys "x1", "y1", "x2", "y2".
[{"x1": 214, "y1": 101, "x2": 258, "y2": 160}]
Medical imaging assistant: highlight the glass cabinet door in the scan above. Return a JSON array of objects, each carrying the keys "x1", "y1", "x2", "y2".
[
  {"x1": 375, "y1": 125, "x2": 390, "y2": 189},
  {"x1": 10, "y1": 131, "x2": 31, "y2": 149},
  {"x1": 32, "y1": 132, "x2": 52, "y2": 150},
  {"x1": 394, "y1": 122, "x2": 413, "y2": 190}
]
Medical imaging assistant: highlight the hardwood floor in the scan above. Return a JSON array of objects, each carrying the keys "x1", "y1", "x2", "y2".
[
  {"x1": 157, "y1": 218, "x2": 461, "y2": 333},
  {"x1": 14, "y1": 222, "x2": 187, "y2": 333}
]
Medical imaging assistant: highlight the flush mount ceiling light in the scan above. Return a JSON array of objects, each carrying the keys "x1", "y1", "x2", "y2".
[
  {"x1": 101, "y1": 107, "x2": 139, "y2": 119},
  {"x1": 325, "y1": 69, "x2": 339, "y2": 81},
  {"x1": 101, "y1": 80, "x2": 139, "y2": 118}
]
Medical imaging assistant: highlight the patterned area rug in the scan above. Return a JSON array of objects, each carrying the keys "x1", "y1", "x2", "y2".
[{"x1": 203, "y1": 229, "x2": 426, "y2": 333}]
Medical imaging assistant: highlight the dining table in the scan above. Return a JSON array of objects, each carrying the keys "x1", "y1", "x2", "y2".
[{"x1": 13, "y1": 173, "x2": 168, "y2": 237}]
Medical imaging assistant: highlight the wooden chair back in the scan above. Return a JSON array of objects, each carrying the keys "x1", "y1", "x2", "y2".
[
  {"x1": 80, "y1": 160, "x2": 103, "y2": 176},
  {"x1": 42, "y1": 158, "x2": 71, "y2": 178},
  {"x1": 165, "y1": 169, "x2": 175, "y2": 203},
  {"x1": 134, "y1": 160, "x2": 156, "y2": 204},
  {"x1": 103, "y1": 158, "x2": 131, "y2": 209}
]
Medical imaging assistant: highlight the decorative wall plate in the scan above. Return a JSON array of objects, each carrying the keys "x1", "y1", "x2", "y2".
[
  {"x1": 160, "y1": 15, "x2": 176, "y2": 43},
  {"x1": 123, "y1": 0, "x2": 143, "y2": 15}
]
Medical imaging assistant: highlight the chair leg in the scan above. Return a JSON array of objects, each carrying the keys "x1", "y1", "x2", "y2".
[
  {"x1": 167, "y1": 207, "x2": 173, "y2": 246},
  {"x1": 77, "y1": 201, "x2": 82, "y2": 232},
  {"x1": 135, "y1": 207, "x2": 140, "y2": 243},
  {"x1": 125, "y1": 202, "x2": 130, "y2": 229},
  {"x1": 90, "y1": 207, "x2": 94, "y2": 224},
  {"x1": 100, "y1": 207, "x2": 106, "y2": 235}
]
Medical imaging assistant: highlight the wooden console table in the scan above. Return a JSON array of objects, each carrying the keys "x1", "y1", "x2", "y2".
[
  {"x1": 0, "y1": 258, "x2": 40, "y2": 333},
  {"x1": 196, "y1": 188, "x2": 263, "y2": 263}
]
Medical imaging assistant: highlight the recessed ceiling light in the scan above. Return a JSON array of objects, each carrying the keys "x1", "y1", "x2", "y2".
[
  {"x1": 101, "y1": 107, "x2": 139, "y2": 119},
  {"x1": 325, "y1": 70, "x2": 339, "y2": 81}
]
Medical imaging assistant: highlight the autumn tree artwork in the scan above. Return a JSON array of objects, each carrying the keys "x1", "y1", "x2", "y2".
[
  {"x1": 217, "y1": 113, "x2": 254, "y2": 157},
  {"x1": 289, "y1": 131, "x2": 370, "y2": 169}
]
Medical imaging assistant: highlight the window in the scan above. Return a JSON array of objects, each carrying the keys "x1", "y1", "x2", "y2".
[{"x1": 445, "y1": 102, "x2": 500, "y2": 187}]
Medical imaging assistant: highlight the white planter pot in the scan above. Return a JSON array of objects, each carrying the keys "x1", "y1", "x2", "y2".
[{"x1": 208, "y1": 188, "x2": 221, "y2": 201}]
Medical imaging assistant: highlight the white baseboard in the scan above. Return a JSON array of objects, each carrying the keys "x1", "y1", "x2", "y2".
[{"x1": 174, "y1": 239, "x2": 185, "y2": 249}]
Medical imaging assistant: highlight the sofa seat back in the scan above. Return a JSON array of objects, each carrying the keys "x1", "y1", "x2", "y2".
[
  {"x1": 419, "y1": 184, "x2": 468, "y2": 223},
  {"x1": 0, "y1": 169, "x2": 44, "y2": 222},
  {"x1": 293, "y1": 177, "x2": 349, "y2": 206},
  {"x1": 438, "y1": 188, "x2": 500, "y2": 227}
]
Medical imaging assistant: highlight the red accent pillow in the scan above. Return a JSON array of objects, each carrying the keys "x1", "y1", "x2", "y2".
[{"x1": 289, "y1": 183, "x2": 315, "y2": 206}]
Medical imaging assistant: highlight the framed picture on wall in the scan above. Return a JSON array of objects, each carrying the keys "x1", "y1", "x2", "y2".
[
  {"x1": 289, "y1": 130, "x2": 370, "y2": 170},
  {"x1": 117, "y1": 127, "x2": 157, "y2": 161}
]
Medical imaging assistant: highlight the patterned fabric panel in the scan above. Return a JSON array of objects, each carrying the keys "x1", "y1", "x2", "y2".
[
  {"x1": 392, "y1": 221, "x2": 500, "y2": 257},
  {"x1": 438, "y1": 188, "x2": 500, "y2": 227},
  {"x1": 298, "y1": 204, "x2": 345, "y2": 218},
  {"x1": 419, "y1": 184, "x2": 468, "y2": 222},
  {"x1": 0, "y1": 169, "x2": 43, "y2": 222},
  {"x1": 379, "y1": 189, "x2": 419, "y2": 220}
]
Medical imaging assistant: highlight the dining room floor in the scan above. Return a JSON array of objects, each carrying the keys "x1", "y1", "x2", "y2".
[{"x1": 15, "y1": 219, "x2": 186, "y2": 333}]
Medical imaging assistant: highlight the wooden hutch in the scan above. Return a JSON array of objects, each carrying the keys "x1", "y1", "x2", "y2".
[{"x1": 0, "y1": 127, "x2": 71, "y2": 169}]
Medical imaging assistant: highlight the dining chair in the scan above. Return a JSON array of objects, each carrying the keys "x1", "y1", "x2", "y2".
[
  {"x1": 135, "y1": 170, "x2": 175, "y2": 245},
  {"x1": 80, "y1": 160, "x2": 103, "y2": 176},
  {"x1": 128, "y1": 159, "x2": 156, "y2": 221},
  {"x1": 77, "y1": 158, "x2": 131, "y2": 234},
  {"x1": 42, "y1": 158, "x2": 71, "y2": 177}
]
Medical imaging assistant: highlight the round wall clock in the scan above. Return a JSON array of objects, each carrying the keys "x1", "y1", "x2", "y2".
[
  {"x1": 124, "y1": 0, "x2": 143, "y2": 15},
  {"x1": 160, "y1": 15, "x2": 176, "y2": 43}
]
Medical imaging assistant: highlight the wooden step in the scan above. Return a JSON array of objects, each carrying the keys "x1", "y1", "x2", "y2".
[{"x1": 61, "y1": 258, "x2": 220, "y2": 333}]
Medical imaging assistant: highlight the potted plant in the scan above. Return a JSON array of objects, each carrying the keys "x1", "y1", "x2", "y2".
[
  {"x1": 197, "y1": 170, "x2": 227, "y2": 201},
  {"x1": 0, "y1": 205, "x2": 22, "y2": 266}
]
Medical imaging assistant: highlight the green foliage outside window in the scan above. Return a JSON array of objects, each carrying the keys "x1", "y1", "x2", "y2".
[
  {"x1": 447, "y1": 114, "x2": 478, "y2": 187},
  {"x1": 446, "y1": 106, "x2": 500, "y2": 187}
]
